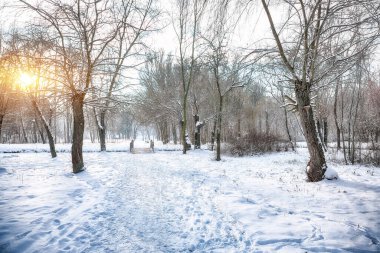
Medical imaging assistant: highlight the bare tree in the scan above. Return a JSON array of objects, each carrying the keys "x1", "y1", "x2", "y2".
[
  {"x1": 260, "y1": 0, "x2": 379, "y2": 181},
  {"x1": 174, "y1": 0, "x2": 207, "y2": 154},
  {"x1": 202, "y1": 0, "x2": 249, "y2": 160},
  {"x1": 92, "y1": 0, "x2": 156, "y2": 151},
  {"x1": 20, "y1": 0, "x2": 124, "y2": 172}
]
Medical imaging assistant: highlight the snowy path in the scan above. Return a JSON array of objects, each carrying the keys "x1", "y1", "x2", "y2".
[
  {"x1": 0, "y1": 152, "x2": 250, "y2": 252},
  {"x1": 0, "y1": 150, "x2": 379, "y2": 252}
]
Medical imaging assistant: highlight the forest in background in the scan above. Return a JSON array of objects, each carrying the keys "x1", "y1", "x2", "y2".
[{"x1": 0, "y1": 0, "x2": 379, "y2": 179}]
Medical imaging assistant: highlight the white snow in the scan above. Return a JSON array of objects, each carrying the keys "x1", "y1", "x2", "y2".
[
  {"x1": 0, "y1": 140, "x2": 182, "y2": 153},
  {"x1": 0, "y1": 147, "x2": 379, "y2": 252},
  {"x1": 324, "y1": 167, "x2": 339, "y2": 180},
  {"x1": 196, "y1": 121, "x2": 204, "y2": 127}
]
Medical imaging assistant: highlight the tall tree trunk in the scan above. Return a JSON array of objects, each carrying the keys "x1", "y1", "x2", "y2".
[
  {"x1": 265, "y1": 110, "x2": 269, "y2": 136},
  {"x1": 182, "y1": 98, "x2": 188, "y2": 154},
  {"x1": 194, "y1": 115, "x2": 200, "y2": 149},
  {"x1": 35, "y1": 116, "x2": 46, "y2": 144},
  {"x1": 281, "y1": 89, "x2": 295, "y2": 151},
  {"x1": 211, "y1": 118, "x2": 217, "y2": 151},
  {"x1": 333, "y1": 81, "x2": 341, "y2": 149},
  {"x1": 216, "y1": 96, "x2": 223, "y2": 161},
  {"x1": 316, "y1": 119, "x2": 326, "y2": 151},
  {"x1": 71, "y1": 93, "x2": 85, "y2": 173},
  {"x1": 284, "y1": 108, "x2": 295, "y2": 151},
  {"x1": 66, "y1": 106, "x2": 71, "y2": 143},
  {"x1": 172, "y1": 123, "x2": 178, "y2": 145},
  {"x1": 94, "y1": 109, "x2": 106, "y2": 151},
  {"x1": 323, "y1": 118, "x2": 328, "y2": 146},
  {"x1": 20, "y1": 117, "x2": 28, "y2": 143},
  {"x1": 295, "y1": 82, "x2": 326, "y2": 182},
  {"x1": 0, "y1": 114, "x2": 4, "y2": 143},
  {"x1": 32, "y1": 99, "x2": 57, "y2": 158}
]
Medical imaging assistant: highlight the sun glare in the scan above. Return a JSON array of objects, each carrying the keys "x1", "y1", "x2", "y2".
[{"x1": 19, "y1": 72, "x2": 36, "y2": 90}]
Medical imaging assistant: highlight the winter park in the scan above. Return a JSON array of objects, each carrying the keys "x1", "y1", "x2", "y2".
[{"x1": 0, "y1": 0, "x2": 380, "y2": 252}]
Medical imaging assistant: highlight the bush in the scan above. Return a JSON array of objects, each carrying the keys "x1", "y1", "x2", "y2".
[{"x1": 229, "y1": 130, "x2": 282, "y2": 156}]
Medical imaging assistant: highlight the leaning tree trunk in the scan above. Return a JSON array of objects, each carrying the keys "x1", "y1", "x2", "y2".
[
  {"x1": 35, "y1": 116, "x2": 46, "y2": 144},
  {"x1": 32, "y1": 99, "x2": 57, "y2": 158},
  {"x1": 72, "y1": 93, "x2": 85, "y2": 173},
  {"x1": 295, "y1": 82, "x2": 326, "y2": 182}
]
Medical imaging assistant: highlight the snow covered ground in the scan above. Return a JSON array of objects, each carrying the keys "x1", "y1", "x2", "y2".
[
  {"x1": 0, "y1": 140, "x2": 182, "y2": 153},
  {"x1": 0, "y1": 146, "x2": 379, "y2": 252}
]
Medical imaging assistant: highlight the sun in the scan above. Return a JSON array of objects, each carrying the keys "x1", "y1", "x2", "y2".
[{"x1": 19, "y1": 72, "x2": 36, "y2": 90}]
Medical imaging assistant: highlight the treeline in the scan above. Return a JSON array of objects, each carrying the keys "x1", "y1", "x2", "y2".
[{"x1": 0, "y1": 0, "x2": 379, "y2": 178}]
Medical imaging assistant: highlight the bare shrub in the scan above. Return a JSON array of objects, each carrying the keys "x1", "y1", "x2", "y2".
[{"x1": 229, "y1": 130, "x2": 281, "y2": 156}]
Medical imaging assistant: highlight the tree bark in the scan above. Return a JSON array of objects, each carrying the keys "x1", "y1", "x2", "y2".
[
  {"x1": 216, "y1": 96, "x2": 223, "y2": 161},
  {"x1": 35, "y1": 117, "x2": 46, "y2": 144},
  {"x1": 71, "y1": 93, "x2": 85, "y2": 173},
  {"x1": 333, "y1": 81, "x2": 341, "y2": 149},
  {"x1": 172, "y1": 123, "x2": 178, "y2": 145},
  {"x1": 182, "y1": 98, "x2": 188, "y2": 154},
  {"x1": 20, "y1": 117, "x2": 28, "y2": 143},
  {"x1": 316, "y1": 119, "x2": 326, "y2": 151},
  {"x1": 210, "y1": 118, "x2": 217, "y2": 151},
  {"x1": 323, "y1": 118, "x2": 328, "y2": 147},
  {"x1": 95, "y1": 109, "x2": 106, "y2": 152},
  {"x1": 295, "y1": 81, "x2": 326, "y2": 182},
  {"x1": 65, "y1": 107, "x2": 71, "y2": 143},
  {"x1": 281, "y1": 89, "x2": 295, "y2": 151},
  {"x1": 284, "y1": 107, "x2": 295, "y2": 151},
  {"x1": 194, "y1": 114, "x2": 201, "y2": 149},
  {"x1": 0, "y1": 114, "x2": 4, "y2": 143},
  {"x1": 265, "y1": 110, "x2": 269, "y2": 136},
  {"x1": 32, "y1": 99, "x2": 57, "y2": 158}
]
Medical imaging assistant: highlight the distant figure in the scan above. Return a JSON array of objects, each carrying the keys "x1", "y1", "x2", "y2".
[
  {"x1": 150, "y1": 140, "x2": 154, "y2": 152},
  {"x1": 130, "y1": 139, "x2": 134, "y2": 152}
]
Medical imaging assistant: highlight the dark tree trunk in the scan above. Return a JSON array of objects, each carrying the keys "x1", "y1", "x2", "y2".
[
  {"x1": 281, "y1": 89, "x2": 295, "y2": 151},
  {"x1": 265, "y1": 110, "x2": 269, "y2": 136},
  {"x1": 65, "y1": 107, "x2": 71, "y2": 143},
  {"x1": 0, "y1": 114, "x2": 4, "y2": 143},
  {"x1": 32, "y1": 99, "x2": 57, "y2": 158},
  {"x1": 283, "y1": 108, "x2": 295, "y2": 151},
  {"x1": 237, "y1": 118, "x2": 241, "y2": 138},
  {"x1": 36, "y1": 118, "x2": 46, "y2": 144},
  {"x1": 33, "y1": 121, "x2": 38, "y2": 143},
  {"x1": 172, "y1": 123, "x2": 178, "y2": 145},
  {"x1": 323, "y1": 118, "x2": 328, "y2": 146},
  {"x1": 333, "y1": 81, "x2": 341, "y2": 149},
  {"x1": 216, "y1": 96, "x2": 223, "y2": 161},
  {"x1": 71, "y1": 93, "x2": 85, "y2": 173},
  {"x1": 295, "y1": 81, "x2": 326, "y2": 182},
  {"x1": 181, "y1": 97, "x2": 188, "y2": 154},
  {"x1": 210, "y1": 118, "x2": 217, "y2": 151},
  {"x1": 96, "y1": 109, "x2": 106, "y2": 151},
  {"x1": 20, "y1": 117, "x2": 28, "y2": 143},
  {"x1": 316, "y1": 119, "x2": 326, "y2": 151},
  {"x1": 162, "y1": 121, "x2": 169, "y2": 144},
  {"x1": 194, "y1": 115, "x2": 201, "y2": 149}
]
